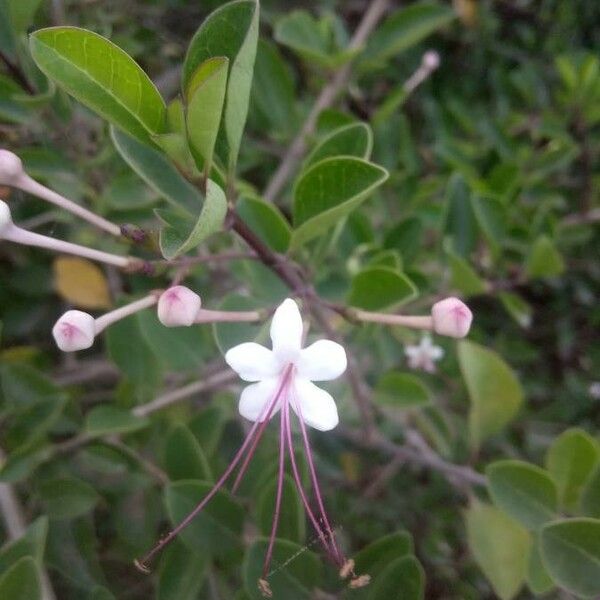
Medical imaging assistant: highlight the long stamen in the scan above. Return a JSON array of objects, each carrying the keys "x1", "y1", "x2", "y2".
[
  {"x1": 261, "y1": 401, "x2": 287, "y2": 579},
  {"x1": 294, "y1": 394, "x2": 343, "y2": 565},
  {"x1": 135, "y1": 366, "x2": 293, "y2": 571},
  {"x1": 283, "y1": 400, "x2": 334, "y2": 558},
  {"x1": 231, "y1": 365, "x2": 294, "y2": 493}
]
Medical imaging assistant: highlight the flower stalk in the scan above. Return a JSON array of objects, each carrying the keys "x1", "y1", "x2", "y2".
[{"x1": 0, "y1": 149, "x2": 121, "y2": 236}]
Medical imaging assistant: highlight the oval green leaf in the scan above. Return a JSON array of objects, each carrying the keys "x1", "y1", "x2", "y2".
[
  {"x1": 38, "y1": 477, "x2": 100, "y2": 520},
  {"x1": 305, "y1": 122, "x2": 373, "y2": 168},
  {"x1": 369, "y1": 555, "x2": 425, "y2": 600},
  {"x1": 164, "y1": 425, "x2": 212, "y2": 482},
  {"x1": 157, "y1": 541, "x2": 207, "y2": 600},
  {"x1": 85, "y1": 405, "x2": 148, "y2": 436},
  {"x1": 375, "y1": 372, "x2": 432, "y2": 409},
  {"x1": 30, "y1": 27, "x2": 165, "y2": 144},
  {"x1": 236, "y1": 196, "x2": 291, "y2": 253},
  {"x1": 0, "y1": 557, "x2": 41, "y2": 600},
  {"x1": 348, "y1": 266, "x2": 417, "y2": 311}
]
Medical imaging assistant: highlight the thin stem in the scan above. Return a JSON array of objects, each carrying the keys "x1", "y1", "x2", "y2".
[
  {"x1": 294, "y1": 395, "x2": 343, "y2": 565},
  {"x1": 17, "y1": 175, "x2": 121, "y2": 236},
  {"x1": 284, "y1": 401, "x2": 333, "y2": 558},
  {"x1": 194, "y1": 308, "x2": 263, "y2": 324},
  {"x1": 5, "y1": 225, "x2": 131, "y2": 268},
  {"x1": 262, "y1": 404, "x2": 287, "y2": 578},
  {"x1": 0, "y1": 50, "x2": 35, "y2": 94},
  {"x1": 136, "y1": 367, "x2": 293, "y2": 570},
  {"x1": 353, "y1": 311, "x2": 434, "y2": 330},
  {"x1": 95, "y1": 294, "x2": 159, "y2": 333}
]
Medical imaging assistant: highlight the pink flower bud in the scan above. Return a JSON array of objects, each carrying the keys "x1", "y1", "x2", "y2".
[
  {"x1": 423, "y1": 50, "x2": 440, "y2": 70},
  {"x1": 52, "y1": 310, "x2": 96, "y2": 351},
  {"x1": 0, "y1": 150, "x2": 24, "y2": 184},
  {"x1": 157, "y1": 286, "x2": 201, "y2": 327},
  {"x1": 431, "y1": 297, "x2": 472, "y2": 338},
  {"x1": 0, "y1": 200, "x2": 13, "y2": 235}
]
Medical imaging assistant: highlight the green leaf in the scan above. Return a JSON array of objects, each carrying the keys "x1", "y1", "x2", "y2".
[
  {"x1": 499, "y1": 292, "x2": 533, "y2": 329},
  {"x1": 186, "y1": 56, "x2": 228, "y2": 171},
  {"x1": 368, "y1": 555, "x2": 425, "y2": 600},
  {"x1": 165, "y1": 480, "x2": 244, "y2": 559},
  {"x1": 465, "y1": 502, "x2": 531, "y2": 600},
  {"x1": 156, "y1": 178, "x2": 227, "y2": 259},
  {"x1": 111, "y1": 126, "x2": 199, "y2": 215},
  {"x1": 39, "y1": 477, "x2": 100, "y2": 519},
  {"x1": 213, "y1": 294, "x2": 266, "y2": 354},
  {"x1": 0, "y1": 363, "x2": 64, "y2": 408},
  {"x1": 527, "y1": 535, "x2": 555, "y2": 595},
  {"x1": 164, "y1": 425, "x2": 212, "y2": 482},
  {"x1": 581, "y1": 464, "x2": 600, "y2": 518},
  {"x1": 305, "y1": 123, "x2": 373, "y2": 168},
  {"x1": 352, "y1": 531, "x2": 413, "y2": 579},
  {"x1": 443, "y1": 174, "x2": 477, "y2": 257},
  {"x1": 348, "y1": 267, "x2": 417, "y2": 311},
  {"x1": 384, "y1": 217, "x2": 423, "y2": 265},
  {"x1": 8, "y1": 0, "x2": 43, "y2": 33},
  {"x1": 525, "y1": 235, "x2": 565, "y2": 279},
  {"x1": 157, "y1": 541, "x2": 207, "y2": 600},
  {"x1": 0, "y1": 557, "x2": 41, "y2": 600},
  {"x1": 486, "y1": 460, "x2": 558, "y2": 529},
  {"x1": 292, "y1": 157, "x2": 388, "y2": 248},
  {"x1": 88, "y1": 587, "x2": 116, "y2": 600},
  {"x1": 375, "y1": 372, "x2": 432, "y2": 409},
  {"x1": 363, "y1": 1, "x2": 455, "y2": 65},
  {"x1": 447, "y1": 251, "x2": 487, "y2": 296},
  {"x1": 183, "y1": 0, "x2": 259, "y2": 170},
  {"x1": 545, "y1": 428, "x2": 599, "y2": 511},
  {"x1": 236, "y1": 196, "x2": 291, "y2": 253},
  {"x1": 540, "y1": 518, "x2": 600, "y2": 598},
  {"x1": 29, "y1": 27, "x2": 165, "y2": 144},
  {"x1": 0, "y1": 517, "x2": 48, "y2": 575},
  {"x1": 256, "y1": 474, "x2": 305, "y2": 544},
  {"x1": 85, "y1": 405, "x2": 148, "y2": 436},
  {"x1": 243, "y1": 538, "x2": 321, "y2": 600},
  {"x1": 457, "y1": 340, "x2": 524, "y2": 450}
]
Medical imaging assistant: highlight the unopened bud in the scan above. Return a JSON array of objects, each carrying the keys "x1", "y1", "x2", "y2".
[
  {"x1": 157, "y1": 286, "x2": 201, "y2": 327},
  {"x1": 423, "y1": 50, "x2": 440, "y2": 71},
  {"x1": 431, "y1": 297, "x2": 472, "y2": 338},
  {"x1": 52, "y1": 310, "x2": 96, "y2": 351},
  {"x1": 0, "y1": 150, "x2": 24, "y2": 185},
  {"x1": 0, "y1": 199, "x2": 13, "y2": 235}
]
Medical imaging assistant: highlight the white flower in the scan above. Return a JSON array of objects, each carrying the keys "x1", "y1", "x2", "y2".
[
  {"x1": 589, "y1": 382, "x2": 600, "y2": 400},
  {"x1": 0, "y1": 200, "x2": 12, "y2": 235},
  {"x1": 225, "y1": 298, "x2": 347, "y2": 431},
  {"x1": 405, "y1": 335, "x2": 444, "y2": 373},
  {"x1": 157, "y1": 286, "x2": 201, "y2": 327},
  {"x1": 0, "y1": 150, "x2": 24, "y2": 184},
  {"x1": 431, "y1": 297, "x2": 472, "y2": 338},
  {"x1": 52, "y1": 310, "x2": 96, "y2": 351}
]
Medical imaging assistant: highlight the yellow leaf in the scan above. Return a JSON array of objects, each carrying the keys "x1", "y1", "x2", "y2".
[{"x1": 53, "y1": 257, "x2": 111, "y2": 309}]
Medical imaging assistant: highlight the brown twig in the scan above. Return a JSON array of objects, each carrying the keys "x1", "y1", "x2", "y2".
[
  {"x1": 263, "y1": 0, "x2": 390, "y2": 203},
  {"x1": 0, "y1": 50, "x2": 35, "y2": 95}
]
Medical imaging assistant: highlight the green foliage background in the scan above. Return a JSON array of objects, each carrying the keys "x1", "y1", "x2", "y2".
[{"x1": 0, "y1": 0, "x2": 599, "y2": 598}]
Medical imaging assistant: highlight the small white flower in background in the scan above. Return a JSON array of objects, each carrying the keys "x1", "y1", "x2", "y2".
[
  {"x1": 431, "y1": 297, "x2": 473, "y2": 338},
  {"x1": 157, "y1": 285, "x2": 201, "y2": 327},
  {"x1": 225, "y1": 298, "x2": 347, "y2": 431},
  {"x1": 52, "y1": 310, "x2": 96, "y2": 351},
  {"x1": 589, "y1": 382, "x2": 600, "y2": 400},
  {"x1": 405, "y1": 334, "x2": 444, "y2": 373}
]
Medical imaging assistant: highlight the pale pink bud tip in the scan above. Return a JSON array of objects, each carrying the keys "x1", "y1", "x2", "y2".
[
  {"x1": 431, "y1": 297, "x2": 472, "y2": 338},
  {"x1": 0, "y1": 200, "x2": 13, "y2": 235},
  {"x1": 52, "y1": 310, "x2": 96, "y2": 351},
  {"x1": 423, "y1": 50, "x2": 440, "y2": 70},
  {"x1": 0, "y1": 150, "x2": 24, "y2": 184},
  {"x1": 157, "y1": 286, "x2": 201, "y2": 327}
]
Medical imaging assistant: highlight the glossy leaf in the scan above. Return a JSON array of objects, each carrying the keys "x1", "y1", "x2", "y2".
[
  {"x1": 352, "y1": 531, "x2": 413, "y2": 579},
  {"x1": 545, "y1": 428, "x2": 599, "y2": 511},
  {"x1": 30, "y1": 27, "x2": 165, "y2": 143},
  {"x1": 466, "y1": 502, "x2": 531, "y2": 600},
  {"x1": 186, "y1": 56, "x2": 228, "y2": 171},
  {"x1": 156, "y1": 178, "x2": 227, "y2": 259},
  {"x1": 348, "y1": 267, "x2": 417, "y2": 310},
  {"x1": 540, "y1": 518, "x2": 600, "y2": 598},
  {"x1": 292, "y1": 157, "x2": 388, "y2": 248},
  {"x1": 375, "y1": 372, "x2": 432, "y2": 409},
  {"x1": 486, "y1": 460, "x2": 558, "y2": 529},
  {"x1": 157, "y1": 541, "x2": 207, "y2": 600},
  {"x1": 243, "y1": 538, "x2": 321, "y2": 600},
  {"x1": 0, "y1": 557, "x2": 41, "y2": 600},
  {"x1": 369, "y1": 555, "x2": 425, "y2": 600},
  {"x1": 458, "y1": 340, "x2": 524, "y2": 450},
  {"x1": 305, "y1": 123, "x2": 373, "y2": 167},
  {"x1": 236, "y1": 196, "x2": 291, "y2": 253}
]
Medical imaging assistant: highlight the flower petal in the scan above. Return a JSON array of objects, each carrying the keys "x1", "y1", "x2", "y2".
[
  {"x1": 270, "y1": 298, "x2": 303, "y2": 362},
  {"x1": 225, "y1": 342, "x2": 280, "y2": 381},
  {"x1": 238, "y1": 378, "x2": 281, "y2": 422},
  {"x1": 297, "y1": 340, "x2": 347, "y2": 381},
  {"x1": 292, "y1": 378, "x2": 339, "y2": 431}
]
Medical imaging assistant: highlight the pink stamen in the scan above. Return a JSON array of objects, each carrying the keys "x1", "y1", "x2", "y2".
[
  {"x1": 293, "y1": 391, "x2": 344, "y2": 565},
  {"x1": 283, "y1": 400, "x2": 335, "y2": 559},
  {"x1": 261, "y1": 402, "x2": 287, "y2": 578}
]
